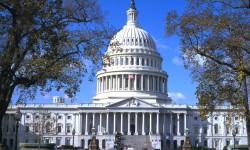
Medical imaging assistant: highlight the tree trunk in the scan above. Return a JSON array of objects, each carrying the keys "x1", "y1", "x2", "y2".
[
  {"x1": 242, "y1": 75, "x2": 250, "y2": 149},
  {"x1": 0, "y1": 86, "x2": 15, "y2": 143}
]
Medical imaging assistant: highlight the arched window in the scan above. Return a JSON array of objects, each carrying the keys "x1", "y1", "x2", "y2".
[{"x1": 214, "y1": 124, "x2": 219, "y2": 134}]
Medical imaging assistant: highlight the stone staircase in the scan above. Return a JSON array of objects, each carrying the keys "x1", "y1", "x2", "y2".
[{"x1": 122, "y1": 135, "x2": 154, "y2": 150}]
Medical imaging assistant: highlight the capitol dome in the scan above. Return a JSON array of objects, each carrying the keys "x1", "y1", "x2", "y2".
[{"x1": 93, "y1": 0, "x2": 171, "y2": 104}]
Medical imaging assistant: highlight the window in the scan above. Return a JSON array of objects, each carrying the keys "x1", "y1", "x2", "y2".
[
  {"x1": 195, "y1": 139, "x2": 198, "y2": 147},
  {"x1": 34, "y1": 125, "x2": 39, "y2": 133},
  {"x1": 6, "y1": 126, "x2": 8, "y2": 132},
  {"x1": 235, "y1": 116, "x2": 239, "y2": 120},
  {"x1": 235, "y1": 127, "x2": 239, "y2": 134},
  {"x1": 120, "y1": 58, "x2": 123, "y2": 65},
  {"x1": 58, "y1": 115, "x2": 62, "y2": 119},
  {"x1": 236, "y1": 140, "x2": 239, "y2": 145},
  {"x1": 10, "y1": 139, "x2": 14, "y2": 148},
  {"x1": 35, "y1": 115, "x2": 39, "y2": 119},
  {"x1": 204, "y1": 140, "x2": 208, "y2": 147},
  {"x1": 194, "y1": 117, "x2": 198, "y2": 120},
  {"x1": 25, "y1": 139, "x2": 29, "y2": 143},
  {"x1": 203, "y1": 127, "x2": 207, "y2": 134},
  {"x1": 131, "y1": 57, "x2": 134, "y2": 65},
  {"x1": 136, "y1": 58, "x2": 139, "y2": 65},
  {"x1": 65, "y1": 138, "x2": 71, "y2": 145},
  {"x1": 45, "y1": 139, "x2": 49, "y2": 144},
  {"x1": 25, "y1": 125, "x2": 29, "y2": 133},
  {"x1": 26, "y1": 115, "x2": 30, "y2": 119},
  {"x1": 226, "y1": 140, "x2": 230, "y2": 146},
  {"x1": 194, "y1": 126, "x2": 199, "y2": 134},
  {"x1": 57, "y1": 126, "x2": 62, "y2": 133},
  {"x1": 142, "y1": 58, "x2": 144, "y2": 65},
  {"x1": 12, "y1": 125, "x2": 15, "y2": 132},
  {"x1": 215, "y1": 140, "x2": 219, "y2": 148},
  {"x1": 214, "y1": 124, "x2": 219, "y2": 134},
  {"x1": 34, "y1": 139, "x2": 38, "y2": 143},
  {"x1": 226, "y1": 127, "x2": 230, "y2": 134},
  {"x1": 56, "y1": 138, "x2": 61, "y2": 146},
  {"x1": 67, "y1": 125, "x2": 71, "y2": 133},
  {"x1": 214, "y1": 117, "x2": 218, "y2": 120},
  {"x1": 125, "y1": 57, "x2": 128, "y2": 65},
  {"x1": 46, "y1": 123, "x2": 51, "y2": 133},
  {"x1": 67, "y1": 116, "x2": 71, "y2": 119}
]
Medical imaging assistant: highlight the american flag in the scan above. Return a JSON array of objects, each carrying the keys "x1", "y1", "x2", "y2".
[{"x1": 129, "y1": 74, "x2": 134, "y2": 79}]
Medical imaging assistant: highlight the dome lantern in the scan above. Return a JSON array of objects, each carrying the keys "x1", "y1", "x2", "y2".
[{"x1": 126, "y1": 0, "x2": 139, "y2": 27}]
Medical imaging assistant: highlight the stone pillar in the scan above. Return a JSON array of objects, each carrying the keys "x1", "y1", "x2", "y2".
[
  {"x1": 110, "y1": 76, "x2": 113, "y2": 91},
  {"x1": 128, "y1": 75, "x2": 131, "y2": 90},
  {"x1": 85, "y1": 113, "x2": 88, "y2": 135},
  {"x1": 106, "y1": 113, "x2": 109, "y2": 133},
  {"x1": 113, "y1": 113, "x2": 116, "y2": 134},
  {"x1": 118, "y1": 75, "x2": 120, "y2": 90},
  {"x1": 170, "y1": 113, "x2": 172, "y2": 135},
  {"x1": 92, "y1": 113, "x2": 95, "y2": 128},
  {"x1": 177, "y1": 113, "x2": 180, "y2": 135},
  {"x1": 134, "y1": 74, "x2": 137, "y2": 90},
  {"x1": 142, "y1": 113, "x2": 145, "y2": 135},
  {"x1": 109, "y1": 76, "x2": 111, "y2": 91},
  {"x1": 163, "y1": 113, "x2": 166, "y2": 135},
  {"x1": 184, "y1": 113, "x2": 187, "y2": 131},
  {"x1": 116, "y1": 75, "x2": 118, "y2": 90},
  {"x1": 105, "y1": 76, "x2": 108, "y2": 91},
  {"x1": 149, "y1": 113, "x2": 152, "y2": 134},
  {"x1": 156, "y1": 113, "x2": 159, "y2": 134},
  {"x1": 164, "y1": 78, "x2": 167, "y2": 94},
  {"x1": 79, "y1": 113, "x2": 82, "y2": 135},
  {"x1": 128, "y1": 113, "x2": 131, "y2": 135},
  {"x1": 122, "y1": 74, "x2": 124, "y2": 90},
  {"x1": 97, "y1": 78, "x2": 99, "y2": 93},
  {"x1": 121, "y1": 113, "x2": 123, "y2": 134},
  {"x1": 141, "y1": 74, "x2": 144, "y2": 91},
  {"x1": 147, "y1": 75, "x2": 150, "y2": 91},
  {"x1": 99, "y1": 113, "x2": 102, "y2": 134},
  {"x1": 135, "y1": 113, "x2": 138, "y2": 135},
  {"x1": 152, "y1": 76, "x2": 155, "y2": 92}
]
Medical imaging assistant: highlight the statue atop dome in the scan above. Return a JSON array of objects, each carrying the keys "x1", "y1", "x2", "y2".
[{"x1": 130, "y1": 0, "x2": 136, "y2": 10}]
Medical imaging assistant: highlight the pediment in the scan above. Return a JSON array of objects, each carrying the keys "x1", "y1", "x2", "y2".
[{"x1": 107, "y1": 97, "x2": 157, "y2": 108}]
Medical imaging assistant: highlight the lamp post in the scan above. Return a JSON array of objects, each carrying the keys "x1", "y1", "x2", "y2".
[
  {"x1": 232, "y1": 129, "x2": 236, "y2": 150},
  {"x1": 14, "y1": 108, "x2": 22, "y2": 150},
  {"x1": 72, "y1": 128, "x2": 75, "y2": 149}
]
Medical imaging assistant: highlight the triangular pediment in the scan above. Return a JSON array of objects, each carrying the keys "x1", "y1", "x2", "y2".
[{"x1": 106, "y1": 97, "x2": 157, "y2": 108}]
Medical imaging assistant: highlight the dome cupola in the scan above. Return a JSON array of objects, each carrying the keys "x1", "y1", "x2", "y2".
[{"x1": 93, "y1": 0, "x2": 171, "y2": 104}]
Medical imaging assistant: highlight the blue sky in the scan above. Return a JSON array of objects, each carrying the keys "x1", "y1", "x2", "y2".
[{"x1": 20, "y1": 0, "x2": 198, "y2": 105}]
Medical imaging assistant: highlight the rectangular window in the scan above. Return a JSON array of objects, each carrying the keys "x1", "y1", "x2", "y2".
[
  {"x1": 56, "y1": 138, "x2": 61, "y2": 146},
  {"x1": 194, "y1": 127, "x2": 199, "y2": 134},
  {"x1": 235, "y1": 127, "x2": 239, "y2": 134},
  {"x1": 25, "y1": 139, "x2": 29, "y2": 143},
  {"x1": 67, "y1": 125, "x2": 71, "y2": 133},
  {"x1": 203, "y1": 127, "x2": 207, "y2": 134},
  {"x1": 215, "y1": 140, "x2": 219, "y2": 148},
  {"x1": 236, "y1": 140, "x2": 239, "y2": 145},
  {"x1": 226, "y1": 140, "x2": 230, "y2": 146},
  {"x1": 25, "y1": 125, "x2": 29, "y2": 133},
  {"x1": 58, "y1": 115, "x2": 62, "y2": 119},
  {"x1": 204, "y1": 140, "x2": 208, "y2": 147},
  {"x1": 35, "y1": 125, "x2": 39, "y2": 133},
  {"x1": 65, "y1": 138, "x2": 70, "y2": 145},
  {"x1": 57, "y1": 126, "x2": 62, "y2": 133},
  {"x1": 67, "y1": 116, "x2": 71, "y2": 119}
]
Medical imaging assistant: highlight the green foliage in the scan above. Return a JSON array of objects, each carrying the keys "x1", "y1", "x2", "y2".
[
  {"x1": 0, "y1": 0, "x2": 115, "y2": 142},
  {"x1": 165, "y1": 0, "x2": 250, "y2": 145}
]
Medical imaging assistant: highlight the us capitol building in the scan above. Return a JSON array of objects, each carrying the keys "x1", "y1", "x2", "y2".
[{"x1": 3, "y1": 1, "x2": 248, "y2": 150}]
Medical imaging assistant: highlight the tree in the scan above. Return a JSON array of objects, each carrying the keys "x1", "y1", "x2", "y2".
[
  {"x1": 27, "y1": 108, "x2": 57, "y2": 149},
  {"x1": 0, "y1": 0, "x2": 114, "y2": 143},
  {"x1": 165, "y1": 0, "x2": 250, "y2": 147}
]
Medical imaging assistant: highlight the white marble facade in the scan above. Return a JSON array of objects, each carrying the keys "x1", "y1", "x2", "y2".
[{"x1": 3, "y1": 1, "x2": 248, "y2": 150}]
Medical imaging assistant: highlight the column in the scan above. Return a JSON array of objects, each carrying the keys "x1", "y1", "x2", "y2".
[
  {"x1": 122, "y1": 74, "x2": 124, "y2": 90},
  {"x1": 147, "y1": 75, "x2": 150, "y2": 91},
  {"x1": 153, "y1": 76, "x2": 155, "y2": 92},
  {"x1": 149, "y1": 113, "x2": 152, "y2": 134},
  {"x1": 128, "y1": 113, "x2": 131, "y2": 135},
  {"x1": 121, "y1": 113, "x2": 123, "y2": 134},
  {"x1": 141, "y1": 74, "x2": 144, "y2": 91},
  {"x1": 157, "y1": 77, "x2": 159, "y2": 92},
  {"x1": 184, "y1": 113, "x2": 187, "y2": 131},
  {"x1": 113, "y1": 113, "x2": 116, "y2": 134},
  {"x1": 118, "y1": 75, "x2": 120, "y2": 90},
  {"x1": 105, "y1": 76, "x2": 108, "y2": 91},
  {"x1": 97, "y1": 78, "x2": 99, "y2": 93},
  {"x1": 210, "y1": 115, "x2": 213, "y2": 136},
  {"x1": 85, "y1": 113, "x2": 88, "y2": 135},
  {"x1": 99, "y1": 113, "x2": 102, "y2": 134},
  {"x1": 110, "y1": 76, "x2": 113, "y2": 91},
  {"x1": 177, "y1": 113, "x2": 180, "y2": 135},
  {"x1": 109, "y1": 76, "x2": 111, "y2": 91},
  {"x1": 142, "y1": 113, "x2": 145, "y2": 135},
  {"x1": 156, "y1": 113, "x2": 159, "y2": 134},
  {"x1": 170, "y1": 113, "x2": 173, "y2": 135},
  {"x1": 134, "y1": 74, "x2": 137, "y2": 90},
  {"x1": 106, "y1": 113, "x2": 109, "y2": 133},
  {"x1": 128, "y1": 75, "x2": 131, "y2": 90},
  {"x1": 116, "y1": 75, "x2": 118, "y2": 90},
  {"x1": 163, "y1": 113, "x2": 166, "y2": 135},
  {"x1": 64, "y1": 114, "x2": 67, "y2": 134},
  {"x1": 164, "y1": 78, "x2": 167, "y2": 94},
  {"x1": 135, "y1": 113, "x2": 138, "y2": 135},
  {"x1": 92, "y1": 113, "x2": 95, "y2": 127}
]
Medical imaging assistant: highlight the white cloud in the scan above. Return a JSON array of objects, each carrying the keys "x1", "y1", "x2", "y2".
[
  {"x1": 195, "y1": 54, "x2": 206, "y2": 66},
  {"x1": 172, "y1": 56, "x2": 183, "y2": 66},
  {"x1": 168, "y1": 92, "x2": 186, "y2": 103},
  {"x1": 152, "y1": 36, "x2": 170, "y2": 50}
]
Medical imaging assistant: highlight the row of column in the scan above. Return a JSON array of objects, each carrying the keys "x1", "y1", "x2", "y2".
[
  {"x1": 107, "y1": 56, "x2": 162, "y2": 69},
  {"x1": 78, "y1": 112, "x2": 186, "y2": 136},
  {"x1": 97, "y1": 74, "x2": 167, "y2": 94}
]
